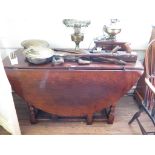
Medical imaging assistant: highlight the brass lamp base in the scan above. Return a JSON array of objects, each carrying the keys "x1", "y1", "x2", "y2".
[
  {"x1": 71, "y1": 33, "x2": 84, "y2": 50},
  {"x1": 63, "y1": 19, "x2": 91, "y2": 51}
]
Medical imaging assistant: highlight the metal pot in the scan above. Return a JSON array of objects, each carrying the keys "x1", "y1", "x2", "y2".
[{"x1": 23, "y1": 46, "x2": 54, "y2": 64}]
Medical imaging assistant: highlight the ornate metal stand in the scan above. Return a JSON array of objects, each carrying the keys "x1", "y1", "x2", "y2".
[{"x1": 63, "y1": 19, "x2": 90, "y2": 50}]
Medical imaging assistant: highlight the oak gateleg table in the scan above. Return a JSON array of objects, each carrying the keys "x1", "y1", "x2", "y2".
[{"x1": 3, "y1": 49, "x2": 143, "y2": 124}]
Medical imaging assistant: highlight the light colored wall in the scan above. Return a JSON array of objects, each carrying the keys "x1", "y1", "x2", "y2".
[
  {"x1": 0, "y1": 56, "x2": 21, "y2": 134},
  {"x1": 0, "y1": 0, "x2": 154, "y2": 58},
  {"x1": 0, "y1": 48, "x2": 17, "y2": 60}
]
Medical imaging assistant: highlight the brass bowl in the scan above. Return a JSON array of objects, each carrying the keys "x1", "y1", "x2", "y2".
[
  {"x1": 21, "y1": 39, "x2": 49, "y2": 49},
  {"x1": 103, "y1": 26, "x2": 121, "y2": 40},
  {"x1": 105, "y1": 27, "x2": 121, "y2": 36},
  {"x1": 23, "y1": 46, "x2": 54, "y2": 64}
]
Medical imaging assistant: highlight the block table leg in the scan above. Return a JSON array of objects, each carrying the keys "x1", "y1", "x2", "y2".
[
  {"x1": 86, "y1": 114, "x2": 93, "y2": 125},
  {"x1": 28, "y1": 105, "x2": 38, "y2": 124},
  {"x1": 107, "y1": 105, "x2": 115, "y2": 124}
]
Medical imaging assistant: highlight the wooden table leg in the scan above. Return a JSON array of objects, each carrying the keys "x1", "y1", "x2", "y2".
[
  {"x1": 86, "y1": 114, "x2": 93, "y2": 125},
  {"x1": 107, "y1": 105, "x2": 115, "y2": 124},
  {"x1": 28, "y1": 105, "x2": 38, "y2": 124}
]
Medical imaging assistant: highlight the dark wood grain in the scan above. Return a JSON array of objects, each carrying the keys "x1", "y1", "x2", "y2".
[
  {"x1": 3, "y1": 49, "x2": 143, "y2": 124},
  {"x1": 94, "y1": 40, "x2": 132, "y2": 52}
]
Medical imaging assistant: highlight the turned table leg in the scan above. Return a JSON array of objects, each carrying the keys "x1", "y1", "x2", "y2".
[
  {"x1": 107, "y1": 105, "x2": 115, "y2": 124},
  {"x1": 28, "y1": 105, "x2": 38, "y2": 124},
  {"x1": 86, "y1": 114, "x2": 93, "y2": 125}
]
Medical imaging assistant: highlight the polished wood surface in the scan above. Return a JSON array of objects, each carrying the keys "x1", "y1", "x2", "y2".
[
  {"x1": 94, "y1": 40, "x2": 132, "y2": 52},
  {"x1": 3, "y1": 49, "x2": 142, "y2": 70},
  {"x1": 3, "y1": 49, "x2": 143, "y2": 124}
]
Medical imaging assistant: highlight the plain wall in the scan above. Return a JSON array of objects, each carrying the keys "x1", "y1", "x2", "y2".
[{"x1": 0, "y1": 0, "x2": 154, "y2": 58}]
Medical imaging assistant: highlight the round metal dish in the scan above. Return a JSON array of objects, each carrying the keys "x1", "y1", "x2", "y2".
[
  {"x1": 63, "y1": 19, "x2": 91, "y2": 27},
  {"x1": 23, "y1": 46, "x2": 54, "y2": 64},
  {"x1": 21, "y1": 39, "x2": 49, "y2": 49}
]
